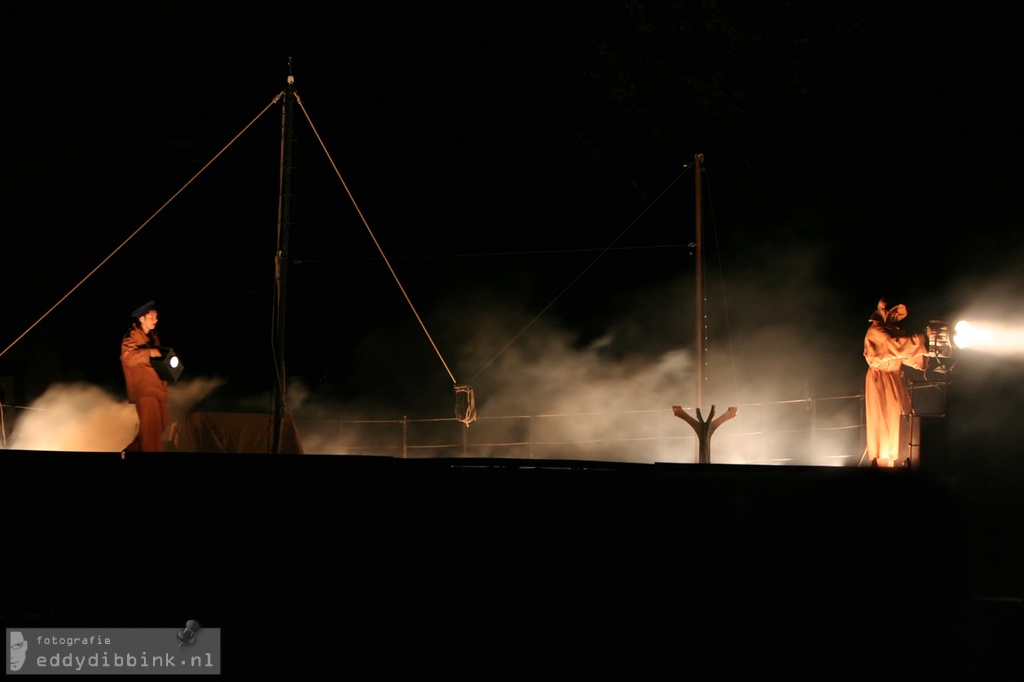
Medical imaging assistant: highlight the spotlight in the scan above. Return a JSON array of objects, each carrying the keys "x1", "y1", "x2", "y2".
[
  {"x1": 151, "y1": 347, "x2": 184, "y2": 383},
  {"x1": 924, "y1": 321, "x2": 959, "y2": 375},
  {"x1": 952, "y1": 320, "x2": 992, "y2": 350},
  {"x1": 926, "y1": 321, "x2": 953, "y2": 358}
]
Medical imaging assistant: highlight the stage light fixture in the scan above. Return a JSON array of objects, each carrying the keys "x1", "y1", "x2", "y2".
[
  {"x1": 926, "y1": 321, "x2": 953, "y2": 358},
  {"x1": 151, "y1": 347, "x2": 184, "y2": 383}
]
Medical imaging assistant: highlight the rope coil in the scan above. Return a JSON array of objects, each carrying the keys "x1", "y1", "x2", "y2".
[{"x1": 454, "y1": 384, "x2": 476, "y2": 426}]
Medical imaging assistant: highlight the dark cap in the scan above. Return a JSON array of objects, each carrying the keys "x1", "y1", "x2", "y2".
[{"x1": 131, "y1": 301, "x2": 157, "y2": 318}]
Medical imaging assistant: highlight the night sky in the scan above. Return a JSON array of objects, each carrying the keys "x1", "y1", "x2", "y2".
[{"x1": 4, "y1": 2, "x2": 1024, "y2": 434}]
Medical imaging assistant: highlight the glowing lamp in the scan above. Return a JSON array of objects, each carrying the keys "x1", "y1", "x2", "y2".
[
  {"x1": 953, "y1": 320, "x2": 991, "y2": 349},
  {"x1": 151, "y1": 347, "x2": 184, "y2": 383}
]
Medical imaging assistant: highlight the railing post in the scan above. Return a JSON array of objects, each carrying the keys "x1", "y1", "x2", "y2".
[{"x1": 528, "y1": 415, "x2": 534, "y2": 459}]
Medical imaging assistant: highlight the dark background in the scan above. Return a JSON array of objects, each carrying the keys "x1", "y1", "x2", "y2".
[{"x1": 4, "y1": 1, "x2": 1023, "y2": 412}]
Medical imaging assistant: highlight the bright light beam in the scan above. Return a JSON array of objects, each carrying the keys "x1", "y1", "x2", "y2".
[{"x1": 953, "y1": 320, "x2": 1024, "y2": 356}]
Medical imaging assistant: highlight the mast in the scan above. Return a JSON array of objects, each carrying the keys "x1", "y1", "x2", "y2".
[
  {"x1": 272, "y1": 68, "x2": 296, "y2": 454},
  {"x1": 694, "y1": 153, "x2": 705, "y2": 412},
  {"x1": 673, "y1": 153, "x2": 738, "y2": 463}
]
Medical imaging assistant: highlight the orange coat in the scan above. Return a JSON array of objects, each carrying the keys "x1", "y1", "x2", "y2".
[
  {"x1": 121, "y1": 327, "x2": 167, "y2": 404},
  {"x1": 863, "y1": 303, "x2": 928, "y2": 465}
]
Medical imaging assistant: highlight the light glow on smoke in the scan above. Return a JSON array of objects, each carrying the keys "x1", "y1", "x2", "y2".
[
  {"x1": 5, "y1": 383, "x2": 137, "y2": 451},
  {"x1": 953, "y1": 321, "x2": 988, "y2": 349},
  {"x1": 953, "y1": 320, "x2": 1024, "y2": 356},
  {"x1": 4, "y1": 378, "x2": 224, "y2": 451},
  {"x1": 290, "y1": 263, "x2": 867, "y2": 465}
]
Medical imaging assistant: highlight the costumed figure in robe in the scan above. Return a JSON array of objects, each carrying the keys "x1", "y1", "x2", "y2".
[{"x1": 863, "y1": 298, "x2": 931, "y2": 467}]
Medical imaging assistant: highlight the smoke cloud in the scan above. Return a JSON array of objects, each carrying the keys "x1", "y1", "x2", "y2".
[
  {"x1": 15, "y1": 246, "x2": 1019, "y2": 466},
  {"x1": 945, "y1": 273, "x2": 1024, "y2": 359},
  {"x1": 4, "y1": 377, "x2": 224, "y2": 452},
  {"x1": 290, "y1": 250, "x2": 867, "y2": 465},
  {"x1": 5, "y1": 383, "x2": 136, "y2": 451},
  {"x1": 938, "y1": 251, "x2": 1024, "y2": 474}
]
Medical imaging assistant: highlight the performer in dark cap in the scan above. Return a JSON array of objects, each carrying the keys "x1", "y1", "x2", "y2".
[{"x1": 121, "y1": 301, "x2": 168, "y2": 451}]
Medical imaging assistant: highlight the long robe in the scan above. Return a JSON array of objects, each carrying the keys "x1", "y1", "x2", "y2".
[{"x1": 863, "y1": 305, "x2": 929, "y2": 465}]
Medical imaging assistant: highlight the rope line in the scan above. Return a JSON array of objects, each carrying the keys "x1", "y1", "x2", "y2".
[
  {"x1": 294, "y1": 93, "x2": 458, "y2": 386},
  {"x1": 468, "y1": 167, "x2": 693, "y2": 383},
  {"x1": 0, "y1": 92, "x2": 285, "y2": 361},
  {"x1": 294, "y1": 242, "x2": 690, "y2": 264},
  {"x1": 703, "y1": 168, "x2": 740, "y2": 401}
]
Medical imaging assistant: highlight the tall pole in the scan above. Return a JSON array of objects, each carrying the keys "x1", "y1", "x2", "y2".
[
  {"x1": 674, "y1": 153, "x2": 737, "y2": 464},
  {"x1": 694, "y1": 153, "x2": 704, "y2": 412},
  {"x1": 272, "y1": 70, "x2": 296, "y2": 454}
]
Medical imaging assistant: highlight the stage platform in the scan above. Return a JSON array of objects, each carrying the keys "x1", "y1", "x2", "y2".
[{"x1": 3, "y1": 450, "x2": 1020, "y2": 676}]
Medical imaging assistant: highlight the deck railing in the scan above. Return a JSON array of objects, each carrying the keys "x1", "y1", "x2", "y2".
[
  {"x1": 2, "y1": 381, "x2": 950, "y2": 463},
  {"x1": 292, "y1": 393, "x2": 871, "y2": 465}
]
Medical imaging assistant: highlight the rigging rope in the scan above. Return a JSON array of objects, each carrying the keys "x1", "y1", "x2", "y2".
[
  {"x1": 468, "y1": 167, "x2": 693, "y2": 384},
  {"x1": 293, "y1": 96, "x2": 460, "y2": 387},
  {"x1": 292, "y1": 93, "x2": 475, "y2": 424},
  {"x1": 0, "y1": 92, "x2": 286, "y2": 361},
  {"x1": 295, "y1": 242, "x2": 689, "y2": 265}
]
